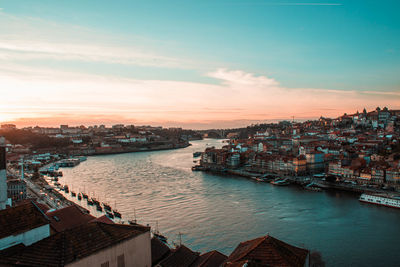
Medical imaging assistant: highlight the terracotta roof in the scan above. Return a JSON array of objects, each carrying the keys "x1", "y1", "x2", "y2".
[
  {"x1": 13, "y1": 199, "x2": 50, "y2": 213},
  {"x1": 0, "y1": 222, "x2": 150, "y2": 266},
  {"x1": 224, "y1": 235, "x2": 309, "y2": 267},
  {"x1": 191, "y1": 250, "x2": 228, "y2": 267},
  {"x1": 158, "y1": 245, "x2": 199, "y2": 267},
  {"x1": 151, "y1": 237, "x2": 171, "y2": 265},
  {"x1": 90, "y1": 215, "x2": 115, "y2": 224},
  {"x1": 46, "y1": 205, "x2": 96, "y2": 233},
  {"x1": 0, "y1": 201, "x2": 49, "y2": 239}
]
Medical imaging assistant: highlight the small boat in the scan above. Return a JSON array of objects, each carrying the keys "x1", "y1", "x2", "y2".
[
  {"x1": 91, "y1": 198, "x2": 100, "y2": 206},
  {"x1": 64, "y1": 185, "x2": 69, "y2": 193},
  {"x1": 304, "y1": 183, "x2": 322, "y2": 192},
  {"x1": 82, "y1": 193, "x2": 88, "y2": 199},
  {"x1": 106, "y1": 211, "x2": 114, "y2": 219},
  {"x1": 71, "y1": 191, "x2": 76, "y2": 197},
  {"x1": 77, "y1": 193, "x2": 82, "y2": 200},
  {"x1": 113, "y1": 210, "x2": 122, "y2": 218},
  {"x1": 103, "y1": 203, "x2": 112, "y2": 211},
  {"x1": 193, "y1": 152, "x2": 202, "y2": 157},
  {"x1": 154, "y1": 232, "x2": 168, "y2": 243},
  {"x1": 128, "y1": 219, "x2": 137, "y2": 225},
  {"x1": 87, "y1": 199, "x2": 94, "y2": 206},
  {"x1": 271, "y1": 178, "x2": 290, "y2": 186},
  {"x1": 153, "y1": 222, "x2": 167, "y2": 243},
  {"x1": 96, "y1": 204, "x2": 103, "y2": 212}
]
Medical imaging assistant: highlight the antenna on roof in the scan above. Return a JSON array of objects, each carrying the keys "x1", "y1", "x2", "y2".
[{"x1": 178, "y1": 232, "x2": 183, "y2": 246}]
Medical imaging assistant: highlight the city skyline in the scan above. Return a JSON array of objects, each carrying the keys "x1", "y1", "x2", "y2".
[{"x1": 1, "y1": 0, "x2": 400, "y2": 129}]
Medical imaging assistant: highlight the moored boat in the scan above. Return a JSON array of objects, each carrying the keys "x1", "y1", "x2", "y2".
[
  {"x1": 103, "y1": 203, "x2": 112, "y2": 211},
  {"x1": 271, "y1": 178, "x2": 290, "y2": 186},
  {"x1": 77, "y1": 193, "x2": 82, "y2": 200},
  {"x1": 106, "y1": 211, "x2": 114, "y2": 219},
  {"x1": 113, "y1": 210, "x2": 122, "y2": 218},
  {"x1": 359, "y1": 193, "x2": 400, "y2": 209},
  {"x1": 193, "y1": 152, "x2": 202, "y2": 157}
]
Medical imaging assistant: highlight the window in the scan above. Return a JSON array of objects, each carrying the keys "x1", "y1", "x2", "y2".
[
  {"x1": 101, "y1": 261, "x2": 109, "y2": 267},
  {"x1": 117, "y1": 254, "x2": 125, "y2": 267}
]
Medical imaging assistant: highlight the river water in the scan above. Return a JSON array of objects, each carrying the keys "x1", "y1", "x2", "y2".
[{"x1": 59, "y1": 139, "x2": 400, "y2": 266}]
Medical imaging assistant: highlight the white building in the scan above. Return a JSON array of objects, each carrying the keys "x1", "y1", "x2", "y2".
[{"x1": 0, "y1": 137, "x2": 7, "y2": 210}]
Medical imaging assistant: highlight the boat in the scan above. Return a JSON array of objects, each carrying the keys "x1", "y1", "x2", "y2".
[
  {"x1": 64, "y1": 185, "x2": 69, "y2": 193},
  {"x1": 96, "y1": 204, "x2": 103, "y2": 212},
  {"x1": 102, "y1": 203, "x2": 112, "y2": 211},
  {"x1": 71, "y1": 191, "x2": 76, "y2": 197},
  {"x1": 271, "y1": 178, "x2": 290, "y2": 186},
  {"x1": 91, "y1": 198, "x2": 100, "y2": 206},
  {"x1": 359, "y1": 193, "x2": 400, "y2": 209},
  {"x1": 87, "y1": 199, "x2": 94, "y2": 206},
  {"x1": 154, "y1": 232, "x2": 168, "y2": 243},
  {"x1": 77, "y1": 193, "x2": 82, "y2": 200},
  {"x1": 153, "y1": 222, "x2": 168, "y2": 243},
  {"x1": 304, "y1": 183, "x2": 322, "y2": 192},
  {"x1": 82, "y1": 192, "x2": 88, "y2": 199},
  {"x1": 193, "y1": 152, "x2": 202, "y2": 157},
  {"x1": 128, "y1": 220, "x2": 137, "y2": 225},
  {"x1": 113, "y1": 210, "x2": 122, "y2": 218},
  {"x1": 106, "y1": 211, "x2": 114, "y2": 219}
]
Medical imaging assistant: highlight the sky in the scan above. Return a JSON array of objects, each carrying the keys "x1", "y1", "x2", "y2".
[{"x1": 0, "y1": 0, "x2": 399, "y2": 129}]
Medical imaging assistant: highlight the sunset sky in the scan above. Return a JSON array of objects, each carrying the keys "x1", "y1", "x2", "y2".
[{"x1": 0, "y1": 0, "x2": 399, "y2": 129}]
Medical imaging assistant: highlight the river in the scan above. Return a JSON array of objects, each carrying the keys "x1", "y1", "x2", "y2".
[{"x1": 58, "y1": 139, "x2": 400, "y2": 266}]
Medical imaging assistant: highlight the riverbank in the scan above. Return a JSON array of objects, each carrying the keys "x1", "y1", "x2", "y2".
[
  {"x1": 88, "y1": 142, "x2": 191, "y2": 156},
  {"x1": 193, "y1": 165, "x2": 400, "y2": 196}
]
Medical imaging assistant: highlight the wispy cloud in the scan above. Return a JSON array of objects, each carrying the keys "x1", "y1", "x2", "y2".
[
  {"x1": 0, "y1": 65, "x2": 398, "y2": 128},
  {"x1": 267, "y1": 3, "x2": 342, "y2": 6},
  {"x1": 227, "y1": 2, "x2": 342, "y2": 6},
  {"x1": 0, "y1": 12, "x2": 196, "y2": 69}
]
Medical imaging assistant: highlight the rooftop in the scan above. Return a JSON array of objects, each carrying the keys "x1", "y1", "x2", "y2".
[
  {"x1": 0, "y1": 201, "x2": 49, "y2": 240},
  {"x1": 0, "y1": 222, "x2": 150, "y2": 266}
]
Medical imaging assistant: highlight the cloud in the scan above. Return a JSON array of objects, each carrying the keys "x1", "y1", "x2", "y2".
[
  {"x1": 0, "y1": 12, "x2": 192, "y2": 69},
  {"x1": 268, "y1": 3, "x2": 342, "y2": 6},
  {"x1": 227, "y1": 2, "x2": 342, "y2": 6},
  {"x1": 0, "y1": 65, "x2": 399, "y2": 129},
  {"x1": 208, "y1": 68, "x2": 279, "y2": 87}
]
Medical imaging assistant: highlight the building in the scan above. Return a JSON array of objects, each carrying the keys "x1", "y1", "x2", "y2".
[
  {"x1": 156, "y1": 245, "x2": 200, "y2": 267},
  {"x1": 0, "y1": 137, "x2": 7, "y2": 210},
  {"x1": 0, "y1": 201, "x2": 50, "y2": 250},
  {"x1": 7, "y1": 179, "x2": 27, "y2": 201},
  {"x1": 223, "y1": 235, "x2": 309, "y2": 267},
  {"x1": 0, "y1": 124, "x2": 16, "y2": 130},
  {"x1": 0, "y1": 222, "x2": 152, "y2": 267}
]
